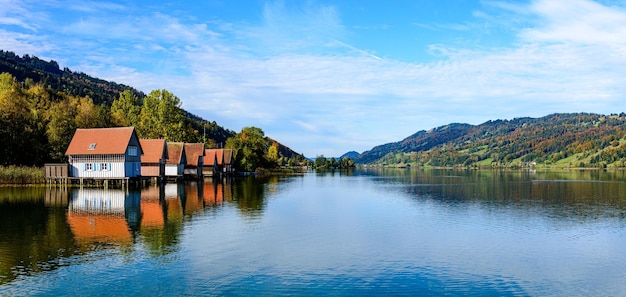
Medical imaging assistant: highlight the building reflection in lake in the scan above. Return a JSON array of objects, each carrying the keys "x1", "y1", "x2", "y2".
[
  {"x1": 67, "y1": 188, "x2": 141, "y2": 247},
  {"x1": 184, "y1": 182, "x2": 203, "y2": 215},
  {"x1": 0, "y1": 178, "x2": 252, "y2": 286}
]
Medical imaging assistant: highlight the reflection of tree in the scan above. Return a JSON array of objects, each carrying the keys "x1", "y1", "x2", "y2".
[
  {"x1": 0, "y1": 187, "x2": 76, "y2": 285},
  {"x1": 140, "y1": 221, "x2": 182, "y2": 257},
  {"x1": 232, "y1": 176, "x2": 268, "y2": 218},
  {"x1": 369, "y1": 168, "x2": 626, "y2": 221},
  {"x1": 139, "y1": 185, "x2": 182, "y2": 256}
]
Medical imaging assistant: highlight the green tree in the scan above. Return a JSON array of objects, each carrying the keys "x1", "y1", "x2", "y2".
[
  {"x1": 0, "y1": 73, "x2": 35, "y2": 165},
  {"x1": 329, "y1": 157, "x2": 337, "y2": 168},
  {"x1": 226, "y1": 126, "x2": 270, "y2": 172},
  {"x1": 266, "y1": 144, "x2": 279, "y2": 167},
  {"x1": 111, "y1": 90, "x2": 141, "y2": 127},
  {"x1": 46, "y1": 98, "x2": 78, "y2": 162},
  {"x1": 75, "y1": 97, "x2": 109, "y2": 128},
  {"x1": 138, "y1": 89, "x2": 187, "y2": 141},
  {"x1": 314, "y1": 155, "x2": 327, "y2": 168}
]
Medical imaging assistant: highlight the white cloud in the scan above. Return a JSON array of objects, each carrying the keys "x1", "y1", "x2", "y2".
[
  {"x1": 522, "y1": 0, "x2": 626, "y2": 44},
  {"x1": 2, "y1": 0, "x2": 626, "y2": 157},
  {"x1": 153, "y1": 1, "x2": 626, "y2": 155}
]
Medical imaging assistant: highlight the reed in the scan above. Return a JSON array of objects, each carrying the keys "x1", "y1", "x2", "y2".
[{"x1": 0, "y1": 166, "x2": 44, "y2": 184}]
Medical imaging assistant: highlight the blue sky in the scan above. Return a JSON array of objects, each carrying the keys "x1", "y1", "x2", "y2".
[{"x1": 2, "y1": 0, "x2": 626, "y2": 157}]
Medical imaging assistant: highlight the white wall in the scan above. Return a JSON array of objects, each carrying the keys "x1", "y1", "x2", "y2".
[{"x1": 70, "y1": 161, "x2": 126, "y2": 178}]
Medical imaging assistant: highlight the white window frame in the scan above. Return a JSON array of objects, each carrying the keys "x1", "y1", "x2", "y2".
[
  {"x1": 101, "y1": 163, "x2": 109, "y2": 171},
  {"x1": 128, "y1": 146, "x2": 138, "y2": 156},
  {"x1": 85, "y1": 163, "x2": 93, "y2": 171}
]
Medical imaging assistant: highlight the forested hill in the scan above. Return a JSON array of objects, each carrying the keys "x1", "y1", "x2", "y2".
[
  {"x1": 0, "y1": 50, "x2": 144, "y2": 105},
  {"x1": 0, "y1": 50, "x2": 301, "y2": 166},
  {"x1": 355, "y1": 113, "x2": 626, "y2": 168}
]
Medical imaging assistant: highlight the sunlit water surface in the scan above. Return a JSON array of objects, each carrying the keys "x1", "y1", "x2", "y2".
[{"x1": 1, "y1": 169, "x2": 626, "y2": 296}]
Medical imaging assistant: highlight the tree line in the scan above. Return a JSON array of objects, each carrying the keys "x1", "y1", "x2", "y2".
[
  {"x1": 0, "y1": 50, "x2": 143, "y2": 106},
  {"x1": 313, "y1": 155, "x2": 355, "y2": 169},
  {"x1": 0, "y1": 72, "x2": 306, "y2": 171},
  {"x1": 372, "y1": 113, "x2": 626, "y2": 168}
]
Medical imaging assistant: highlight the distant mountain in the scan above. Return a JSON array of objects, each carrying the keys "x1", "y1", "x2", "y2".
[
  {"x1": 355, "y1": 123, "x2": 473, "y2": 164},
  {"x1": 340, "y1": 151, "x2": 360, "y2": 160},
  {"x1": 355, "y1": 113, "x2": 626, "y2": 168}
]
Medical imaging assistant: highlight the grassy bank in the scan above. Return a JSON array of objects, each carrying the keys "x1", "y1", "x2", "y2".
[{"x1": 0, "y1": 166, "x2": 44, "y2": 184}]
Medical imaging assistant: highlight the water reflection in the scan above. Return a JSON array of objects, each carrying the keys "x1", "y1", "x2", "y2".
[
  {"x1": 364, "y1": 168, "x2": 626, "y2": 222},
  {"x1": 0, "y1": 179, "x2": 246, "y2": 285},
  {"x1": 1, "y1": 171, "x2": 626, "y2": 295},
  {"x1": 0, "y1": 187, "x2": 75, "y2": 285},
  {"x1": 67, "y1": 188, "x2": 140, "y2": 247}
]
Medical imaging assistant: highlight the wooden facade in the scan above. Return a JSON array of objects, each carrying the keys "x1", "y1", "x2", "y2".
[
  {"x1": 223, "y1": 149, "x2": 234, "y2": 174},
  {"x1": 203, "y1": 149, "x2": 220, "y2": 177},
  {"x1": 44, "y1": 163, "x2": 69, "y2": 184},
  {"x1": 203, "y1": 148, "x2": 234, "y2": 177},
  {"x1": 165, "y1": 142, "x2": 186, "y2": 179},
  {"x1": 183, "y1": 143, "x2": 205, "y2": 179}
]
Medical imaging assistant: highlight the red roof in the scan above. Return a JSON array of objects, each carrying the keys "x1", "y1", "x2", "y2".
[
  {"x1": 205, "y1": 149, "x2": 226, "y2": 166},
  {"x1": 184, "y1": 143, "x2": 205, "y2": 167},
  {"x1": 166, "y1": 142, "x2": 185, "y2": 165},
  {"x1": 65, "y1": 127, "x2": 140, "y2": 155},
  {"x1": 139, "y1": 139, "x2": 168, "y2": 163},
  {"x1": 223, "y1": 149, "x2": 233, "y2": 165},
  {"x1": 205, "y1": 149, "x2": 217, "y2": 166}
]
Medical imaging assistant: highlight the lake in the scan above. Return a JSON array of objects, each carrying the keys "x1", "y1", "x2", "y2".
[{"x1": 1, "y1": 168, "x2": 626, "y2": 296}]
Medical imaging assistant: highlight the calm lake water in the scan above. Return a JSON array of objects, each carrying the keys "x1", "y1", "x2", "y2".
[{"x1": 1, "y1": 169, "x2": 626, "y2": 296}]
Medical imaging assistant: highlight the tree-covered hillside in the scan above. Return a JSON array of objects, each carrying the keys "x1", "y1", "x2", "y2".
[
  {"x1": 356, "y1": 113, "x2": 626, "y2": 168},
  {"x1": 0, "y1": 50, "x2": 143, "y2": 105},
  {"x1": 0, "y1": 50, "x2": 302, "y2": 167}
]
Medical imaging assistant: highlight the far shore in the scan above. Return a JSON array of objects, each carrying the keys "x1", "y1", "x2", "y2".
[{"x1": 1, "y1": 164, "x2": 624, "y2": 185}]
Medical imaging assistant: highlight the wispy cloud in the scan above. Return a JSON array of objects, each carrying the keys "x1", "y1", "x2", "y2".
[
  {"x1": 1, "y1": 0, "x2": 626, "y2": 156},
  {"x1": 522, "y1": 0, "x2": 626, "y2": 44}
]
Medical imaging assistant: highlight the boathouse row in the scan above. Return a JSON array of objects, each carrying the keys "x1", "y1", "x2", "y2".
[{"x1": 45, "y1": 127, "x2": 234, "y2": 184}]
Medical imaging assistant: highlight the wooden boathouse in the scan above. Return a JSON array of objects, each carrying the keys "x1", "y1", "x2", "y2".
[
  {"x1": 57, "y1": 127, "x2": 144, "y2": 187},
  {"x1": 139, "y1": 139, "x2": 168, "y2": 183}
]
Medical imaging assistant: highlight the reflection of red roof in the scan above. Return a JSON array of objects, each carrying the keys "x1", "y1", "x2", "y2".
[
  {"x1": 140, "y1": 139, "x2": 168, "y2": 163},
  {"x1": 67, "y1": 214, "x2": 132, "y2": 246},
  {"x1": 65, "y1": 127, "x2": 140, "y2": 155},
  {"x1": 184, "y1": 143, "x2": 205, "y2": 167},
  {"x1": 141, "y1": 200, "x2": 165, "y2": 228},
  {"x1": 203, "y1": 182, "x2": 223, "y2": 206},
  {"x1": 166, "y1": 142, "x2": 185, "y2": 165},
  {"x1": 141, "y1": 187, "x2": 164, "y2": 228},
  {"x1": 184, "y1": 183, "x2": 203, "y2": 214}
]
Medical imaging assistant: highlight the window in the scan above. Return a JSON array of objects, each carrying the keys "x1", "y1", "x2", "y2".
[
  {"x1": 128, "y1": 146, "x2": 138, "y2": 156},
  {"x1": 88, "y1": 143, "x2": 96, "y2": 150},
  {"x1": 101, "y1": 163, "x2": 109, "y2": 171},
  {"x1": 85, "y1": 163, "x2": 93, "y2": 171}
]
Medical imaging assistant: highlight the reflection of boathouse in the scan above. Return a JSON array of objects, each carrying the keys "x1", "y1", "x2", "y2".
[
  {"x1": 140, "y1": 186, "x2": 165, "y2": 228},
  {"x1": 66, "y1": 188, "x2": 140, "y2": 246}
]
